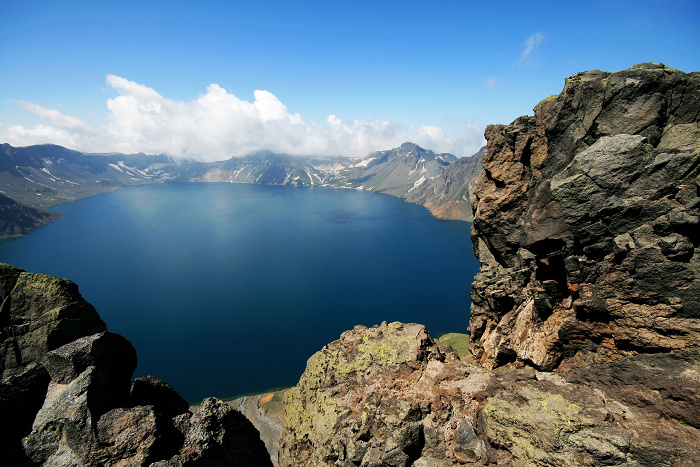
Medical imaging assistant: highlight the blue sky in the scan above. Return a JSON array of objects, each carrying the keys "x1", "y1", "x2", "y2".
[{"x1": 0, "y1": 0, "x2": 698, "y2": 160}]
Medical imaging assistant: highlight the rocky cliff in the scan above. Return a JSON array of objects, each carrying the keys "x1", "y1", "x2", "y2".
[
  {"x1": 277, "y1": 63, "x2": 700, "y2": 466},
  {"x1": 278, "y1": 322, "x2": 700, "y2": 466},
  {"x1": 468, "y1": 62, "x2": 700, "y2": 371},
  {"x1": 0, "y1": 263, "x2": 272, "y2": 466}
]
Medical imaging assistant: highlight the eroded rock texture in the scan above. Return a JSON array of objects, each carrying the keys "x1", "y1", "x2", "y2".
[
  {"x1": 468, "y1": 63, "x2": 700, "y2": 371},
  {"x1": 0, "y1": 263, "x2": 272, "y2": 466},
  {"x1": 278, "y1": 321, "x2": 700, "y2": 466}
]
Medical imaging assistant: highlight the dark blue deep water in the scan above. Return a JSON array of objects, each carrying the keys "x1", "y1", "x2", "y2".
[{"x1": 0, "y1": 183, "x2": 477, "y2": 402}]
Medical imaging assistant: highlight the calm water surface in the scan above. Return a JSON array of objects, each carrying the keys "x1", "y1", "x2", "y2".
[{"x1": 0, "y1": 183, "x2": 477, "y2": 401}]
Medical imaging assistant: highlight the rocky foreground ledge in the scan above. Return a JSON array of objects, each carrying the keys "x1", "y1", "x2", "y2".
[
  {"x1": 2, "y1": 270, "x2": 698, "y2": 466},
  {"x1": 0, "y1": 263, "x2": 272, "y2": 466},
  {"x1": 279, "y1": 321, "x2": 700, "y2": 465}
]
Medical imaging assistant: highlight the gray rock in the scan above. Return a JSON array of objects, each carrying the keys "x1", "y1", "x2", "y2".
[
  {"x1": 469, "y1": 63, "x2": 700, "y2": 371},
  {"x1": 131, "y1": 375, "x2": 190, "y2": 419},
  {"x1": 0, "y1": 264, "x2": 107, "y2": 465},
  {"x1": 1, "y1": 264, "x2": 273, "y2": 466}
]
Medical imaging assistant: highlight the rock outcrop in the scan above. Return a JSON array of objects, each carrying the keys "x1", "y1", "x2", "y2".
[
  {"x1": 468, "y1": 63, "x2": 700, "y2": 371},
  {"x1": 0, "y1": 263, "x2": 107, "y2": 464},
  {"x1": 278, "y1": 321, "x2": 700, "y2": 465},
  {"x1": 0, "y1": 263, "x2": 272, "y2": 466}
]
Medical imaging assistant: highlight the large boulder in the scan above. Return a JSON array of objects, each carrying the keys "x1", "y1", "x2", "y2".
[
  {"x1": 22, "y1": 331, "x2": 138, "y2": 464},
  {"x1": 468, "y1": 63, "x2": 700, "y2": 371},
  {"x1": 1, "y1": 263, "x2": 107, "y2": 378}
]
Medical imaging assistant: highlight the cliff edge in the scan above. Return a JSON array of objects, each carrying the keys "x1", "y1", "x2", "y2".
[
  {"x1": 469, "y1": 62, "x2": 700, "y2": 371},
  {"x1": 278, "y1": 322, "x2": 700, "y2": 465}
]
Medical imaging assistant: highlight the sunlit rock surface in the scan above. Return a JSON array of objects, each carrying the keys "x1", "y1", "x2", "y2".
[{"x1": 278, "y1": 321, "x2": 700, "y2": 465}]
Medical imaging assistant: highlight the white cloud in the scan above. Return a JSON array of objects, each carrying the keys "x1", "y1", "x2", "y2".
[
  {"x1": 16, "y1": 101, "x2": 92, "y2": 131},
  {"x1": 1, "y1": 76, "x2": 485, "y2": 161},
  {"x1": 519, "y1": 32, "x2": 545, "y2": 66},
  {"x1": 3, "y1": 123, "x2": 87, "y2": 149}
]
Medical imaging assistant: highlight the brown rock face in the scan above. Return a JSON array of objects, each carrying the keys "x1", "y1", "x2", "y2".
[
  {"x1": 469, "y1": 63, "x2": 700, "y2": 371},
  {"x1": 279, "y1": 322, "x2": 492, "y2": 466}
]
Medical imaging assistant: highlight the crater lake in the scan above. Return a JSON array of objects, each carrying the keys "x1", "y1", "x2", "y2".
[{"x1": 0, "y1": 183, "x2": 478, "y2": 402}]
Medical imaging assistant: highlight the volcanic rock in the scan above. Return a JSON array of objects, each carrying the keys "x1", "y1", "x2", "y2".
[
  {"x1": 0, "y1": 264, "x2": 272, "y2": 466},
  {"x1": 278, "y1": 321, "x2": 700, "y2": 465},
  {"x1": 0, "y1": 263, "x2": 107, "y2": 464},
  {"x1": 468, "y1": 63, "x2": 700, "y2": 371}
]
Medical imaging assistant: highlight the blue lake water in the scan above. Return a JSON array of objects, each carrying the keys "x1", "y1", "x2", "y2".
[{"x1": 0, "y1": 183, "x2": 477, "y2": 402}]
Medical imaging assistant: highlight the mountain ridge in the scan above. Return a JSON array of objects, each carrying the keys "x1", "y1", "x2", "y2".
[{"x1": 0, "y1": 141, "x2": 484, "y2": 237}]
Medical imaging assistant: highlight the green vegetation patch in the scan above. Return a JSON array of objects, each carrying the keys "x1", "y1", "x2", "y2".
[{"x1": 439, "y1": 332, "x2": 471, "y2": 359}]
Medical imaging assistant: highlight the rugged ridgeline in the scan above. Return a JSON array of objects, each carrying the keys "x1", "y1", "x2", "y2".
[
  {"x1": 468, "y1": 62, "x2": 700, "y2": 371},
  {"x1": 0, "y1": 141, "x2": 484, "y2": 237},
  {"x1": 327, "y1": 143, "x2": 457, "y2": 197},
  {"x1": 277, "y1": 63, "x2": 700, "y2": 466},
  {"x1": 160, "y1": 142, "x2": 483, "y2": 223},
  {"x1": 0, "y1": 263, "x2": 273, "y2": 466},
  {"x1": 0, "y1": 143, "x2": 173, "y2": 208}
]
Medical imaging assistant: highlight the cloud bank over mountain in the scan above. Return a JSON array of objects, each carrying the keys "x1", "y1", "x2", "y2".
[{"x1": 2, "y1": 76, "x2": 485, "y2": 161}]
